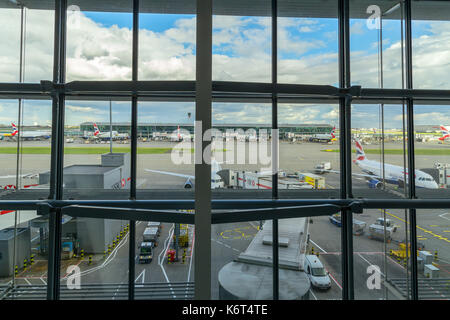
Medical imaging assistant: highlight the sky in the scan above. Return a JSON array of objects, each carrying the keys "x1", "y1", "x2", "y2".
[{"x1": 0, "y1": 7, "x2": 450, "y2": 129}]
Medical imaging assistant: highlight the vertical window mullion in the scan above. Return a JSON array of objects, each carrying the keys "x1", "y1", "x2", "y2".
[
  {"x1": 194, "y1": 0, "x2": 212, "y2": 300},
  {"x1": 47, "y1": 0, "x2": 67, "y2": 301},
  {"x1": 404, "y1": 0, "x2": 419, "y2": 300},
  {"x1": 271, "y1": 0, "x2": 279, "y2": 301},
  {"x1": 129, "y1": 0, "x2": 139, "y2": 301}
]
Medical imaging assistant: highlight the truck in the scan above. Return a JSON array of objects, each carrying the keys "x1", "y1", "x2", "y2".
[
  {"x1": 329, "y1": 213, "x2": 367, "y2": 235},
  {"x1": 368, "y1": 224, "x2": 394, "y2": 242},
  {"x1": 143, "y1": 227, "x2": 159, "y2": 247},
  {"x1": 138, "y1": 242, "x2": 153, "y2": 263},
  {"x1": 375, "y1": 217, "x2": 397, "y2": 232},
  {"x1": 232, "y1": 171, "x2": 313, "y2": 190},
  {"x1": 314, "y1": 162, "x2": 331, "y2": 174},
  {"x1": 296, "y1": 172, "x2": 326, "y2": 189},
  {"x1": 147, "y1": 221, "x2": 162, "y2": 235}
]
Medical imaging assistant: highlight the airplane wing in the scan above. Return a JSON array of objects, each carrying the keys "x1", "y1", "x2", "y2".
[
  {"x1": 0, "y1": 173, "x2": 38, "y2": 179},
  {"x1": 145, "y1": 169, "x2": 195, "y2": 180}
]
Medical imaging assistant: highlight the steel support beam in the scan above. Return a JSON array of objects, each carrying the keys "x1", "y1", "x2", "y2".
[
  {"x1": 405, "y1": 0, "x2": 419, "y2": 301},
  {"x1": 195, "y1": 0, "x2": 212, "y2": 300}
]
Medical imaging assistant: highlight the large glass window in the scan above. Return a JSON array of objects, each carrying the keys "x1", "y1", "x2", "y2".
[
  {"x1": 63, "y1": 99, "x2": 131, "y2": 200},
  {"x1": 66, "y1": 2, "x2": 133, "y2": 81}
]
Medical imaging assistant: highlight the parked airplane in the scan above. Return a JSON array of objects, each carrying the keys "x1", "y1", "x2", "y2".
[
  {"x1": 4, "y1": 123, "x2": 51, "y2": 140},
  {"x1": 170, "y1": 125, "x2": 192, "y2": 142},
  {"x1": 91, "y1": 123, "x2": 129, "y2": 140},
  {"x1": 311, "y1": 127, "x2": 336, "y2": 143},
  {"x1": 324, "y1": 140, "x2": 438, "y2": 189},
  {"x1": 145, "y1": 159, "x2": 224, "y2": 189}
]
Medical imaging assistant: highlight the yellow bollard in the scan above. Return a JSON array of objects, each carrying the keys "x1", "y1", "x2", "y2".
[
  {"x1": 15, "y1": 265, "x2": 18, "y2": 276},
  {"x1": 23, "y1": 259, "x2": 27, "y2": 271},
  {"x1": 80, "y1": 249, "x2": 84, "y2": 259},
  {"x1": 88, "y1": 255, "x2": 92, "y2": 265}
]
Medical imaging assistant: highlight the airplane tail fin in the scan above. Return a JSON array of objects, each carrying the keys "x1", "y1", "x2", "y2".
[
  {"x1": 11, "y1": 123, "x2": 18, "y2": 136},
  {"x1": 354, "y1": 140, "x2": 366, "y2": 162},
  {"x1": 439, "y1": 125, "x2": 449, "y2": 141},
  {"x1": 93, "y1": 123, "x2": 100, "y2": 136}
]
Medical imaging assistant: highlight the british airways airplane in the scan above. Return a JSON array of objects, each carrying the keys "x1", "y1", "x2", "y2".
[
  {"x1": 352, "y1": 140, "x2": 438, "y2": 189},
  {"x1": 9, "y1": 123, "x2": 51, "y2": 140}
]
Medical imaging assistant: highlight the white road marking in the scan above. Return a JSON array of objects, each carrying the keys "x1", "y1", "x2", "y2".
[
  {"x1": 135, "y1": 269, "x2": 146, "y2": 288},
  {"x1": 439, "y1": 212, "x2": 450, "y2": 221},
  {"x1": 357, "y1": 253, "x2": 386, "y2": 277},
  {"x1": 310, "y1": 239, "x2": 327, "y2": 253},
  {"x1": 158, "y1": 224, "x2": 176, "y2": 298}
]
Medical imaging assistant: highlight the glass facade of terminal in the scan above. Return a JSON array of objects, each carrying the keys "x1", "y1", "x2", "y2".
[{"x1": 0, "y1": 0, "x2": 449, "y2": 300}]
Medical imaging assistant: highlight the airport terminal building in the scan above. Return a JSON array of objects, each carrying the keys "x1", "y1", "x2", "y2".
[
  {"x1": 0, "y1": 0, "x2": 449, "y2": 303},
  {"x1": 79, "y1": 122, "x2": 334, "y2": 137}
]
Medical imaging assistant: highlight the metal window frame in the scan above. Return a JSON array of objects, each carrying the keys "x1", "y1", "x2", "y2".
[{"x1": 0, "y1": 0, "x2": 448, "y2": 301}]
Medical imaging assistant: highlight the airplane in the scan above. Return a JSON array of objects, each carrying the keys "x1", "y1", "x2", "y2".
[
  {"x1": 91, "y1": 123, "x2": 129, "y2": 140},
  {"x1": 170, "y1": 125, "x2": 192, "y2": 142},
  {"x1": 310, "y1": 126, "x2": 336, "y2": 143},
  {"x1": 2, "y1": 123, "x2": 51, "y2": 140},
  {"x1": 145, "y1": 159, "x2": 225, "y2": 189},
  {"x1": 324, "y1": 140, "x2": 438, "y2": 189}
]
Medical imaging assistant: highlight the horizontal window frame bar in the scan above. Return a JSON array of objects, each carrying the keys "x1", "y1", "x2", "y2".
[
  {"x1": 1, "y1": 82, "x2": 450, "y2": 101},
  {"x1": 2, "y1": 198, "x2": 450, "y2": 212}
]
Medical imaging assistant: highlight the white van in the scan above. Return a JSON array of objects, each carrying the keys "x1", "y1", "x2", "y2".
[{"x1": 304, "y1": 255, "x2": 331, "y2": 290}]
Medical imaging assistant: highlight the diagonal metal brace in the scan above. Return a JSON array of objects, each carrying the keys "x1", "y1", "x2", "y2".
[
  {"x1": 212, "y1": 202, "x2": 362, "y2": 224},
  {"x1": 34, "y1": 201, "x2": 363, "y2": 224},
  {"x1": 60, "y1": 205, "x2": 195, "y2": 224}
]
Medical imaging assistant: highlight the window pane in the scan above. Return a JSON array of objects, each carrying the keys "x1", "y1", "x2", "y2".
[
  {"x1": 63, "y1": 99, "x2": 131, "y2": 199},
  {"x1": 412, "y1": 0, "x2": 450, "y2": 89},
  {"x1": 212, "y1": 102, "x2": 272, "y2": 198},
  {"x1": 0, "y1": 212, "x2": 49, "y2": 300},
  {"x1": 212, "y1": 10, "x2": 271, "y2": 82},
  {"x1": 414, "y1": 104, "x2": 450, "y2": 198},
  {"x1": 350, "y1": 0, "x2": 404, "y2": 88},
  {"x1": 351, "y1": 103, "x2": 409, "y2": 198},
  {"x1": 416, "y1": 209, "x2": 450, "y2": 300},
  {"x1": 353, "y1": 208, "x2": 410, "y2": 300},
  {"x1": 137, "y1": 101, "x2": 195, "y2": 197},
  {"x1": 278, "y1": 0, "x2": 338, "y2": 85},
  {"x1": 136, "y1": 220, "x2": 194, "y2": 300},
  {"x1": 0, "y1": 7, "x2": 54, "y2": 83},
  {"x1": 278, "y1": 103, "x2": 339, "y2": 199},
  {"x1": 0, "y1": 99, "x2": 52, "y2": 200},
  {"x1": 66, "y1": 2, "x2": 132, "y2": 81},
  {"x1": 138, "y1": 13, "x2": 196, "y2": 80},
  {"x1": 59, "y1": 217, "x2": 129, "y2": 300}
]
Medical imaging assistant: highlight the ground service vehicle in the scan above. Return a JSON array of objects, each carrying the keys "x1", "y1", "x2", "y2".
[
  {"x1": 138, "y1": 242, "x2": 153, "y2": 263},
  {"x1": 143, "y1": 227, "x2": 159, "y2": 246},
  {"x1": 304, "y1": 255, "x2": 331, "y2": 290},
  {"x1": 147, "y1": 221, "x2": 162, "y2": 234},
  {"x1": 368, "y1": 224, "x2": 394, "y2": 243},
  {"x1": 314, "y1": 162, "x2": 331, "y2": 174},
  {"x1": 329, "y1": 213, "x2": 367, "y2": 235}
]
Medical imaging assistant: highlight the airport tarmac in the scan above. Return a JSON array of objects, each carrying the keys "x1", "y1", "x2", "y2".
[{"x1": 1, "y1": 139, "x2": 449, "y2": 300}]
